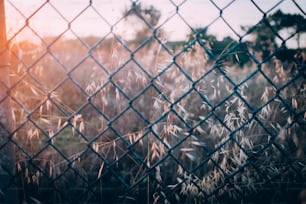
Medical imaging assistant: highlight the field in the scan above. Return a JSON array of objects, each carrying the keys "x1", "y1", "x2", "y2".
[{"x1": 7, "y1": 34, "x2": 306, "y2": 203}]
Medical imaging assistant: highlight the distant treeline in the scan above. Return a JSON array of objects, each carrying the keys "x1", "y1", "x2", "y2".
[{"x1": 11, "y1": 7, "x2": 306, "y2": 69}]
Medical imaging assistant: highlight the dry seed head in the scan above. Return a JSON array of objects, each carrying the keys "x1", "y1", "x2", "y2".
[
  {"x1": 79, "y1": 121, "x2": 85, "y2": 133},
  {"x1": 39, "y1": 105, "x2": 43, "y2": 115},
  {"x1": 261, "y1": 87, "x2": 270, "y2": 102},
  {"x1": 155, "y1": 166, "x2": 162, "y2": 182},
  {"x1": 137, "y1": 131, "x2": 143, "y2": 146},
  {"x1": 292, "y1": 98, "x2": 298, "y2": 109},
  {"x1": 163, "y1": 137, "x2": 170, "y2": 149},
  {"x1": 151, "y1": 142, "x2": 160, "y2": 161},
  {"x1": 16, "y1": 162, "x2": 22, "y2": 172},
  {"x1": 158, "y1": 142, "x2": 166, "y2": 156},
  {"x1": 48, "y1": 130, "x2": 55, "y2": 144},
  {"x1": 115, "y1": 88, "x2": 120, "y2": 101},
  {"x1": 97, "y1": 162, "x2": 104, "y2": 179},
  {"x1": 92, "y1": 142, "x2": 99, "y2": 152},
  {"x1": 128, "y1": 133, "x2": 134, "y2": 144},
  {"x1": 177, "y1": 165, "x2": 183, "y2": 176}
]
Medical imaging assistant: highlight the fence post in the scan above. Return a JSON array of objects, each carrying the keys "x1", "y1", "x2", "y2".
[{"x1": 0, "y1": 0, "x2": 15, "y2": 202}]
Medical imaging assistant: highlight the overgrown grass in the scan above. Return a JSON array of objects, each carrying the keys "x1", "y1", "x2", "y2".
[{"x1": 9, "y1": 36, "x2": 306, "y2": 203}]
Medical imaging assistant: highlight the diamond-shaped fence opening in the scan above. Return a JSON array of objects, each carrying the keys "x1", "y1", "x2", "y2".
[{"x1": 1, "y1": 0, "x2": 306, "y2": 203}]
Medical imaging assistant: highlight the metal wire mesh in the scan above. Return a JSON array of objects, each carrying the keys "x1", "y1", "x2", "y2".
[{"x1": 1, "y1": 0, "x2": 305, "y2": 203}]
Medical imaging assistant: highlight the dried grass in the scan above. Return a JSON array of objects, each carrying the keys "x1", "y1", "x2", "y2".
[{"x1": 9, "y1": 37, "x2": 306, "y2": 203}]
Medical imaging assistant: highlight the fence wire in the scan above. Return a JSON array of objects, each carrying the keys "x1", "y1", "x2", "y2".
[{"x1": 0, "y1": 0, "x2": 306, "y2": 203}]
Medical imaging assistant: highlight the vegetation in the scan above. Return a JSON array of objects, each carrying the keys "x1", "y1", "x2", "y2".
[
  {"x1": 187, "y1": 9, "x2": 306, "y2": 67},
  {"x1": 6, "y1": 2, "x2": 306, "y2": 203}
]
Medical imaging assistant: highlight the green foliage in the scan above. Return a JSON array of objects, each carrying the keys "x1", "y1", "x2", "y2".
[
  {"x1": 187, "y1": 10, "x2": 306, "y2": 65},
  {"x1": 242, "y1": 9, "x2": 306, "y2": 59},
  {"x1": 186, "y1": 28, "x2": 251, "y2": 67},
  {"x1": 270, "y1": 9, "x2": 306, "y2": 33}
]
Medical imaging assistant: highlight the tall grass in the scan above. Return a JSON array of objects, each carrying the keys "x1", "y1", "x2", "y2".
[{"x1": 8, "y1": 36, "x2": 306, "y2": 203}]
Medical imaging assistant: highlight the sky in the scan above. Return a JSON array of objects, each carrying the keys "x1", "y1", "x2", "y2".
[{"x1": 4, "y1": 0, "x2": 306, "y2": 46}]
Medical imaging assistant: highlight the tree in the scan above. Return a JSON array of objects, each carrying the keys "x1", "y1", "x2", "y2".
[
  {"x1": 123, "y1": 2, "x2": 162, "y2": 46},
  {"x1": 186, "y1": 28, "x2": 251, "y2": 67},
  {"x1": 241, "y1": 19, "x2": 278, "y2": 61},
  {"x1": 269, "y1": 10, "x2": 306, "y2": 48},
  {"x1": 242, "y1": 10, "x2": 306, "y2": 61}
]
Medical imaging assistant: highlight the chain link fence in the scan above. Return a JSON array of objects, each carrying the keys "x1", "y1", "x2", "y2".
[{"x1": 1, "y1": 0, "x2": 306, "y2": 203}]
